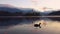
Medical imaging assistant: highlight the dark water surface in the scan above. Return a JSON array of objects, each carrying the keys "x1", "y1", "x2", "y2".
[{"x1": 0, "y1": 17, "x2": 60, "y2": 34}]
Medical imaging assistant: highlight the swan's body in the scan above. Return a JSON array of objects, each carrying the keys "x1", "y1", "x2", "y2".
[{"x1": 34, "y1": 23, "x2": 41, "y2": 28}]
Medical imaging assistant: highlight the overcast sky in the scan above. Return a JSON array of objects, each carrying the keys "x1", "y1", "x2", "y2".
[{"x1": 0, "y1": 0, "x2": 60, "y2": 11}]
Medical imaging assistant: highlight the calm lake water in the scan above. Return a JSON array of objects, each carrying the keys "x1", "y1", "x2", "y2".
[{"x1": 0, "y1": 17, "x2": 60, "y2": 34}]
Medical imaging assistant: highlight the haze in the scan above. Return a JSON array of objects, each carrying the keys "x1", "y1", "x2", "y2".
[{"x1": 0, "y1": 0, "x2": 60, "y2": 11}]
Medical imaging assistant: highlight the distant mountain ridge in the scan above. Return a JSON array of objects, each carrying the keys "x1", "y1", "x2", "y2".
[
  {"x1": 0, "y1": 4, "x2": 39, "y2": 12},
  {"x1": 48, "y1": 10, "x2": 60, "y2": 16},
  {"x1": 0, "y1": 4, "x2": 40, "y2": 16},
  {"x1": 0, "y1": 4, "x2": 22, "y2": 12}
]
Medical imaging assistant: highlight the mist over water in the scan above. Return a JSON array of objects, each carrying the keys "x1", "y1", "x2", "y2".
[{"x1": 0, "y1": 17, "x2": 60, "y2": 34}]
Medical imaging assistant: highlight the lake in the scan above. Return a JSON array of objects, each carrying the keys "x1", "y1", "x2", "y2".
[{"x1": 0, "y1": 17, "x2": 60, "y2": 34}]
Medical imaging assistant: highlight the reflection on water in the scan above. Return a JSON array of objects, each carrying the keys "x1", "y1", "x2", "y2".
[{"x1": 0, "y1": 18, "x2": 60, "y2": 34}]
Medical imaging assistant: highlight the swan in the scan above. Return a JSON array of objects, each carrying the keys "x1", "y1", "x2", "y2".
[{"x1": 34, "y1": 23, "x2": 41, "y2": 28}]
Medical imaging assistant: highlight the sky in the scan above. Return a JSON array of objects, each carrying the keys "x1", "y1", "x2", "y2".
[{"x1": 0, "y1": 0, "x2": 60, "y2": 11}]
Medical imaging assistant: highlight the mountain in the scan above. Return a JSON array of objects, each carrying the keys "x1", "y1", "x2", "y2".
[
  {"x1": 0, "y1": 4, "x2": 22, "y2": 13},
  {"x1": 48, "y1": 10, "x2": 60, "y2": 21},
  {"x1": 48, "y1": 10, "x2": 60, "y2": 16},
  {"x1": 0, "y1": 4, "x2": 40, "y2": 16}
]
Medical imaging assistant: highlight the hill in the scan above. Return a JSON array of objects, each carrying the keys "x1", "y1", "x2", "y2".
[
  {"x1": 48, "y1": 10, "x2": 60, "y2": 16},
  {"x1": 0, "y1": 4, "x2": 40, "y2": 16}
]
